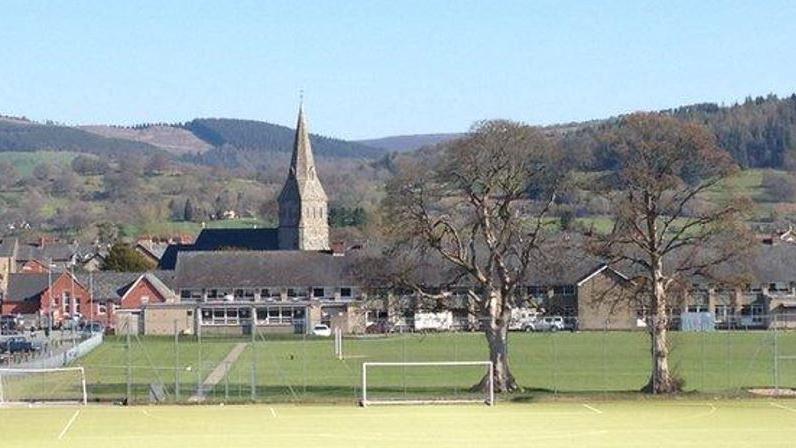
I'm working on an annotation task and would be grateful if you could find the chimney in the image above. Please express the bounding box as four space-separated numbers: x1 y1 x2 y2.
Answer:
331 241 345 256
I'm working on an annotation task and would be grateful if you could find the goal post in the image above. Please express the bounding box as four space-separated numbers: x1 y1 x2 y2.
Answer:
361 361 494 407
0 367 87 405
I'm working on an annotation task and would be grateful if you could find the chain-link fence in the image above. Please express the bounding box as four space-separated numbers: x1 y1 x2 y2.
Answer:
39 314 796 404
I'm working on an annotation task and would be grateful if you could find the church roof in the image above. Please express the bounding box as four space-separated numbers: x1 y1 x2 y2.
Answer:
193 228 279 251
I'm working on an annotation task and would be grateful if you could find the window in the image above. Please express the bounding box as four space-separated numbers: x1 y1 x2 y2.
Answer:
313 288 325 298
552 285 575 295
528 286 547 297
97 304 107 315
260 289 271 299
340 288 352 298
141 295 149 305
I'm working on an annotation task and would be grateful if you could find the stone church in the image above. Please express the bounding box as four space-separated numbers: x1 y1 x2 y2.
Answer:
144 104 366 336
277 104 330 251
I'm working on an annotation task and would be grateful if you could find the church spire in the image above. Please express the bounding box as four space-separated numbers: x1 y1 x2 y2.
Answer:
289 101 317 181
277 102 330 251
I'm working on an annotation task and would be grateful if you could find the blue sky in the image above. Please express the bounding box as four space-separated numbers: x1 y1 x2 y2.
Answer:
1 0 794 139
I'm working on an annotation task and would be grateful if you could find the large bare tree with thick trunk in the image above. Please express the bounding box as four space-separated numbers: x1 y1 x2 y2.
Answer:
379 120 563 393
591 113 751 394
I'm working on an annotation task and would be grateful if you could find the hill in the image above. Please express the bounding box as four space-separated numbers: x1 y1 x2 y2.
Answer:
183 118 383 159
357 133 463 152
0 119 165 157
80 124 212 156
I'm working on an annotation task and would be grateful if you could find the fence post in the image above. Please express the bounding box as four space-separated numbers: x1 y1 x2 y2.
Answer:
774 316 779 394
251 325 257 401
125 325 132 404
552 330 558 395
602 320 608 396
302 331 307 395
224 361 229 401
174 320 180 402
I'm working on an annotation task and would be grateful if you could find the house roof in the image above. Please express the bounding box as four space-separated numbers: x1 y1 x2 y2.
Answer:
15 241 78 262
173 250 360 289
5 273 51 302
76 271 177 301
135 241 169 261
0 238 17 258
123 273 178 302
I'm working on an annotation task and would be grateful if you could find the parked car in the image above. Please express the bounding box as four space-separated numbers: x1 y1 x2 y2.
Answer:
0 336 40 353
312 324 332 337
524 316 566 332
81 321 105 335
0 315 19 335
388 323 413 333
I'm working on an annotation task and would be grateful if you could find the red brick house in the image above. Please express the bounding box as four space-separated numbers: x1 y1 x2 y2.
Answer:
76 272 177 330
2 272 92 326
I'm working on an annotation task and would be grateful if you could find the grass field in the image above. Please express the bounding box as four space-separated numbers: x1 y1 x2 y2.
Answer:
2 400 796 448
52 331 796 404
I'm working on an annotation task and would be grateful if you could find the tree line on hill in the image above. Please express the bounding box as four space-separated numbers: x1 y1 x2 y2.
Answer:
565 94 796 172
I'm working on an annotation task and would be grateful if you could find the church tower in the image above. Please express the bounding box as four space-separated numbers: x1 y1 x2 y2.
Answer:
277 103 330 251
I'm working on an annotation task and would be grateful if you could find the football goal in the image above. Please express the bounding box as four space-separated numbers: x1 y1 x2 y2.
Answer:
360 361 494 406
0 367 87 405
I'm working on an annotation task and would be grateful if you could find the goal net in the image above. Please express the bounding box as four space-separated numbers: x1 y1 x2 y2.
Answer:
0 367 87 405
361 361 494 406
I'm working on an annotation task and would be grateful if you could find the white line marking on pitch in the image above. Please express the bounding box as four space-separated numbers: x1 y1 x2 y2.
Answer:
770 402 796 413
58 410 80 440
142 409 151 416
269 407 277 417
583 404 603 414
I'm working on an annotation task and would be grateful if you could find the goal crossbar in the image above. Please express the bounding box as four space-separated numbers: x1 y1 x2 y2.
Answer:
361 361 494 407
0 367 87 405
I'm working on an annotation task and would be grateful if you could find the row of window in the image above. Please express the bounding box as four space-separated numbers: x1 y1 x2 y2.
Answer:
528 285 576 296
180 287 353 301
199 306 306 326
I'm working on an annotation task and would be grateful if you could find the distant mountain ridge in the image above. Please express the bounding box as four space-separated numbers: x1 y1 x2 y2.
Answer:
3 92 796 170
357 133 463 152
0 116 384 165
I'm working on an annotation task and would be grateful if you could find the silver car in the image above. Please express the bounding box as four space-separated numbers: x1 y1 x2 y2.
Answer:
524 316 565 332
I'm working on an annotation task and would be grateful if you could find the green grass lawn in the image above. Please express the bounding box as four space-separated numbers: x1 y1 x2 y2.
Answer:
3 400 796 448
52 331 796 405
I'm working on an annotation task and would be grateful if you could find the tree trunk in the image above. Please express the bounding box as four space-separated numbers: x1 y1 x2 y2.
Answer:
643 258 680 393
473 296 519 393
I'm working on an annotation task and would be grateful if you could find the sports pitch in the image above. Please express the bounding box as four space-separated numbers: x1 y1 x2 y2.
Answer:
2 400 796 448
69 331 796 403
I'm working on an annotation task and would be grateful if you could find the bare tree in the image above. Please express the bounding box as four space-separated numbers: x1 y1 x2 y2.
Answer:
380 120 563 392
591 113 752 393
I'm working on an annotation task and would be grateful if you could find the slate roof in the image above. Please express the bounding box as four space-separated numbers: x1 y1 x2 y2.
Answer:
15 242 78 262
173 250 359 289
5 273 51 302
193 228 279 251
0 238 17 258
135 241 169 261
158 229 281 269
76 270 177 301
